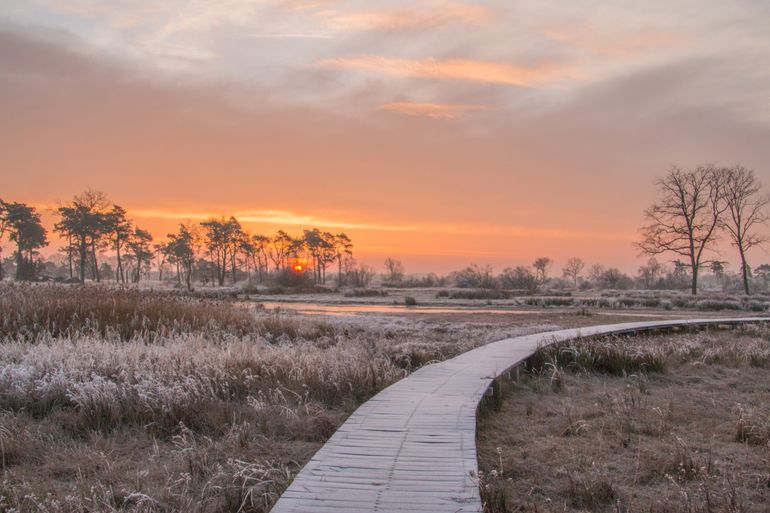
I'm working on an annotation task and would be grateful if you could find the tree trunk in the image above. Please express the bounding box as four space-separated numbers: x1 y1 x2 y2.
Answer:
79 239 87 283
115 241 121 283
231 251 237 285
91 240 100 283
185 264 192 291
691 265 698 295
67 235 73 280
739 246 750 295
15 242 23 280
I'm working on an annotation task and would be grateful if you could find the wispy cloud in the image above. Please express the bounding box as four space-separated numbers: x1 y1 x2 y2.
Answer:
277 0 339 11
543 26 687 57
378 101 489 119
128 208 630 241
318 2 491 32
319 56 585 87
129 208 419 232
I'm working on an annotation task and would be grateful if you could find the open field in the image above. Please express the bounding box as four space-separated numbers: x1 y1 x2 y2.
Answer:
0 283 767 512
477 327 770 513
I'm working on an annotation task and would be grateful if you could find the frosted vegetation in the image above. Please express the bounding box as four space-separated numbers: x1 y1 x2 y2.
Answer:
478 326 770 512
0 283 549 513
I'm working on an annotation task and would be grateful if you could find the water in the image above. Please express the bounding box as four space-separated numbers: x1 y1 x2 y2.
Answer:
251 301 692 319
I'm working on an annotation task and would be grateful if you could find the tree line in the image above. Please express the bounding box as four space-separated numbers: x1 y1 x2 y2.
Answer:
0 190 355 290
419 256 720 293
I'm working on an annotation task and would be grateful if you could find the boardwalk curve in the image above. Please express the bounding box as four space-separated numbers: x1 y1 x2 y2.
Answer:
271 317 768 513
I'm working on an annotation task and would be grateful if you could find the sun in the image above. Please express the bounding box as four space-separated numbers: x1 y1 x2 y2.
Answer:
294 264 303 272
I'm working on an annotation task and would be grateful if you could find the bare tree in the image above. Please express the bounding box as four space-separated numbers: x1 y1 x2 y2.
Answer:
384 257 405 284
721 165 769 294
637 257 663 289
636 165 727 295
532 257 552 285
588 263 605 284
561 257 585 288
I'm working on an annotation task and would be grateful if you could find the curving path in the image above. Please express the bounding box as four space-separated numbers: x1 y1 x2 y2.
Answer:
270 317 768 513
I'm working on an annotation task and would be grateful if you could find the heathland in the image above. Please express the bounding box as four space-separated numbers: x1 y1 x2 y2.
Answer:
478 327 770 512
0 282 766 513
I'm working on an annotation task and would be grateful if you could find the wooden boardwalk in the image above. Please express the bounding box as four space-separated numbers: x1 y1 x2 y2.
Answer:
270 317 767 513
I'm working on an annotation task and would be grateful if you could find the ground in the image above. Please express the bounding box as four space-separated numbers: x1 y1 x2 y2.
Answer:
0 282 766 513
477 327 770 513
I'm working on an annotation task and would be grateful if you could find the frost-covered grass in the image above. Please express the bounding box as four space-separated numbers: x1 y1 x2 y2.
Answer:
478 325 770 513
0 283 553 513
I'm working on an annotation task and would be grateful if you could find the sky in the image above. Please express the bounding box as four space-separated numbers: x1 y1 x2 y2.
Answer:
2 0 770 273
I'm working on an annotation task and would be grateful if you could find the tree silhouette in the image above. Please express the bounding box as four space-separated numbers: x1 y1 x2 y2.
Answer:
721 165 769 294
637 165 726 295
0 200 48 280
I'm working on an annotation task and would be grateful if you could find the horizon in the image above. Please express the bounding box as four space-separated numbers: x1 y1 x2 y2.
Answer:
0 191 765 277
2 1 770 274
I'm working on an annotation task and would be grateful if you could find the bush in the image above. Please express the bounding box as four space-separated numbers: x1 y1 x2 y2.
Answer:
343 289 387 297
449 289 511 300
527 335 667 376
451 264 498 289
498 266 537 292
272 268 314 288
404 296 417 306
697 299 742 311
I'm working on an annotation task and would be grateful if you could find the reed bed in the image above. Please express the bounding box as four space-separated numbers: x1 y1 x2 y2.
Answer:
0 283 547 513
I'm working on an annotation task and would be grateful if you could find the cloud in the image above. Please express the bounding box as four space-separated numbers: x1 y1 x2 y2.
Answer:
128 207 632 241
318 2 491 32
543 26 687 57
378 101 489 119
319 55 585 87
129 208 419 232
277 0 339 11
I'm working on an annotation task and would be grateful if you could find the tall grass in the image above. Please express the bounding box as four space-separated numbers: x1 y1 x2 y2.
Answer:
0 283 548 513
0 283 259 341
479 326 770 513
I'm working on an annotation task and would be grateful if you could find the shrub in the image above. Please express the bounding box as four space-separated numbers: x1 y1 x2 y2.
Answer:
527 336 667 376
343 289 387 297
449 290 511 300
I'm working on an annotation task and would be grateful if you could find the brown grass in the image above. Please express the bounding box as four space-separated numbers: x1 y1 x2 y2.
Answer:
0 283 554 513
477 326 770 513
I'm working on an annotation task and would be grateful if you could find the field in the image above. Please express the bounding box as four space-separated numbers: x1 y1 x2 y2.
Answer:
0 283 560 513
0 283 766 512
477 327 770 512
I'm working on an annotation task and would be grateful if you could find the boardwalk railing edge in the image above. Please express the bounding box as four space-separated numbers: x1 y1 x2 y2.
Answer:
271 316 769 513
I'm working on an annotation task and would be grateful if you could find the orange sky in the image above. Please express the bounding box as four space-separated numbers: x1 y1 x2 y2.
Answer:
2 1 770 273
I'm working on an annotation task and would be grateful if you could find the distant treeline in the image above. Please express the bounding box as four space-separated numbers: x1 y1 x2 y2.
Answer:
3 165 770 296
0 191 358 290
382 259 770 296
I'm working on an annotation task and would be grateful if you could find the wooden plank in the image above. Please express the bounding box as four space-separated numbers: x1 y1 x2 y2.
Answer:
270 317 767 513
